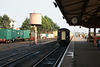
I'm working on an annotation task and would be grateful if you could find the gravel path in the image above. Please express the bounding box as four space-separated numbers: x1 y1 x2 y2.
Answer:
0 38 57 52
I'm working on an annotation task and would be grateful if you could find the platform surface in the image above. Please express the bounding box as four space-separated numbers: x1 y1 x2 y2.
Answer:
59 37 100 67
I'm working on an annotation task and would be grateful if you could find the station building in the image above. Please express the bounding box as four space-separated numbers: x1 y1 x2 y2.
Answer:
9 18 16 29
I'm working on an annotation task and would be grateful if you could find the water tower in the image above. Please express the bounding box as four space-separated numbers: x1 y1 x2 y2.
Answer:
30 13 42 44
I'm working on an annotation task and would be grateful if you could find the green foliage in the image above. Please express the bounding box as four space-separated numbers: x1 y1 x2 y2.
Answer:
20 16 60 32
0 16 3 25
37 16 60 32
20 17 31 30
0 14 11 29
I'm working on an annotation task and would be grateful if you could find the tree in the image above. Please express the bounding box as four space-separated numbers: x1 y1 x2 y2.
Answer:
1 14 11 29
53 23 60 30
37 17 48 32
37 16 60 32
20 16 60 32
44 16 60 31
20 17 31 30
0 16 3 28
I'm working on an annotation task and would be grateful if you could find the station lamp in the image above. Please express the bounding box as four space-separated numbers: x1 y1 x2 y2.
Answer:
79 26 81 28
53 2 57 7
85 17 88 22
63 16 65 19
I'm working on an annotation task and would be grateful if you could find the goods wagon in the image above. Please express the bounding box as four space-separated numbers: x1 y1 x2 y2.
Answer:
0 29 11 42
11 29 16 41
57 28 70 46
0 29 29 43
20 30 29 38
19 30 29 41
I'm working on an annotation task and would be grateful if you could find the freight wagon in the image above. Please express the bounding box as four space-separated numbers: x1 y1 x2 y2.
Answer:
0 29 29 43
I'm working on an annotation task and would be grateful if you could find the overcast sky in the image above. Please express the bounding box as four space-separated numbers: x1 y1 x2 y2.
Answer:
0 0 90 33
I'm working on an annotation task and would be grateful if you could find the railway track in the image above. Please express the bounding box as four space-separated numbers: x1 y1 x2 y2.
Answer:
0 41 58 67
0 40 70 67
33 46 67 67
33 41 71 67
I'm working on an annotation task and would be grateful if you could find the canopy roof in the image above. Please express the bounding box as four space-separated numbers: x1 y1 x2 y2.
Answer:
55 0 100 28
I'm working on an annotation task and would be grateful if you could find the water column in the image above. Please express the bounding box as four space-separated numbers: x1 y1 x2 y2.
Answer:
30 13 42 44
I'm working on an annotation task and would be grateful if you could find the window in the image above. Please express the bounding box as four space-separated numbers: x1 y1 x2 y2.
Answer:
12 24 14 27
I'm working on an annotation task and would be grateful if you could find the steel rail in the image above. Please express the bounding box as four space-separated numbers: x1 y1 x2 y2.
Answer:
0 44 39 61
33 45 60 67
57 40 72 67
33 41 72 67
53 42 71 67
0 41 57 67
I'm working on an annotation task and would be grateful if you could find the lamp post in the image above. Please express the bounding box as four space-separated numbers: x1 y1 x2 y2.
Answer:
85 17 88 22
30 13 42 44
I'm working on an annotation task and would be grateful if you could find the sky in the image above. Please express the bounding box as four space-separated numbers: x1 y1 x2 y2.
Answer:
0 0 91 33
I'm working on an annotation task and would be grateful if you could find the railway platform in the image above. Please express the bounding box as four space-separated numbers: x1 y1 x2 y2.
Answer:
59 37 100 67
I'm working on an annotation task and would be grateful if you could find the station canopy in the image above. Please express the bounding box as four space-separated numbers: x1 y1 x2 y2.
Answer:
55 0 100 28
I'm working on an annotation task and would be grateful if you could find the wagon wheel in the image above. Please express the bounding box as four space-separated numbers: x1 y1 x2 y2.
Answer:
6 41 10 44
